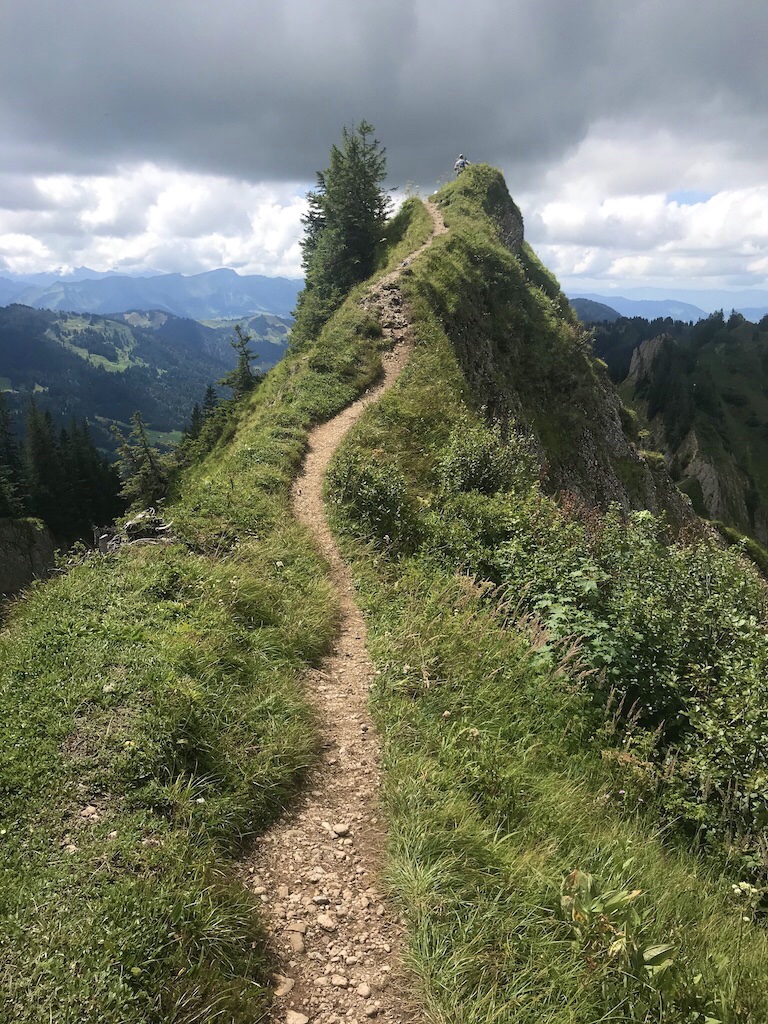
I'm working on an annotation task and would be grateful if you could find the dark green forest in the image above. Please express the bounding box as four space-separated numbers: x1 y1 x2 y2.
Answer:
0 392 123 537
592 310 768 542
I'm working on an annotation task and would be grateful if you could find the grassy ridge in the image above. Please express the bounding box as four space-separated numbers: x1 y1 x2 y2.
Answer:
0 198 433 1022
327 173 768 1021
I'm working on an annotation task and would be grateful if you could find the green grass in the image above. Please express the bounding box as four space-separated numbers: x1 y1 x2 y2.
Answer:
324 173 768 1022
0 197 433 1022
147 428 184 447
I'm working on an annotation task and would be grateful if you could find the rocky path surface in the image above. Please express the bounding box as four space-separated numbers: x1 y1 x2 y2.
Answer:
242 202 446 1024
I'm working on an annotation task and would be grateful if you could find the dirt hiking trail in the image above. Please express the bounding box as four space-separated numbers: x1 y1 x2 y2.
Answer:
243 201 446 1024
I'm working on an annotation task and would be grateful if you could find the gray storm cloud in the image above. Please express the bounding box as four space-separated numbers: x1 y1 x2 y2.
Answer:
1 0 766 188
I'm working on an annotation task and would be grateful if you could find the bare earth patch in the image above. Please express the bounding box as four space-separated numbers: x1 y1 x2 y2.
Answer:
242 203 446 1024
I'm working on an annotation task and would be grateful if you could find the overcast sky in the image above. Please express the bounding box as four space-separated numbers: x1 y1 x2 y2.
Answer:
1 0 766 303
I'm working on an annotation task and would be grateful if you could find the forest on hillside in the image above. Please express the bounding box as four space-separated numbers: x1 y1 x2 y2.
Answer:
0 392 123 538
0 304 291 454
592 310 768 545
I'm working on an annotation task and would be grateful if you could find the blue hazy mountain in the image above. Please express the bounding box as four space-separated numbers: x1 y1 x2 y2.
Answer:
570 293 708 321
0 278 23 305
9 268 303 320
569 297 620 322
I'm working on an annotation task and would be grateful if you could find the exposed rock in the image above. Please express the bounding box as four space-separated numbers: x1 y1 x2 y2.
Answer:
626 334 669 387
0 517 54 597
273 974 295 997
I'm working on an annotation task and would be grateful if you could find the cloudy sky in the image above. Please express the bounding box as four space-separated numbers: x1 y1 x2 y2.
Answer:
1 0 766 305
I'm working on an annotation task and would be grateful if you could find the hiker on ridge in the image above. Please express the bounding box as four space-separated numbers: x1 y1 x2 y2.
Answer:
454 153 470 175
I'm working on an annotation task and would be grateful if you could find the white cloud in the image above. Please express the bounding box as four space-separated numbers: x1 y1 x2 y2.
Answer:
517 126 768 295
0 165 306 277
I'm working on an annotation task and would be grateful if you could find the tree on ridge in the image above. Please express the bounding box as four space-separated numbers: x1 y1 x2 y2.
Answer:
292 121 391 345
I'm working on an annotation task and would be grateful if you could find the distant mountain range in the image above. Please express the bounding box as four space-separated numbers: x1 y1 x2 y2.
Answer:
0 267 303 320
570 294 709 321
569 298 621 323
570 292 768 323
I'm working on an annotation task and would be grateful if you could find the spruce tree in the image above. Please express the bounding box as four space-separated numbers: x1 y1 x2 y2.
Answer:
113 412 173 509
293 121 390 345
218 324 261 401
186 403 204 440
202 383 219 419
24 401 66 532
0 393 24 517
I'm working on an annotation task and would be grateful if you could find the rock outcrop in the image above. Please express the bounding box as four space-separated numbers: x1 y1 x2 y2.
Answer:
0 518 55 597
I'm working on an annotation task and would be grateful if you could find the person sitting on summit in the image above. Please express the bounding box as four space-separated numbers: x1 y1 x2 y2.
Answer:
454 153 470 175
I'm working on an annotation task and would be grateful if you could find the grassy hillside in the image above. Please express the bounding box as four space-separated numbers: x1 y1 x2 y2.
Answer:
414 167 689 524
0 200 433 1022
326 168 768 1022
6 165 768 1024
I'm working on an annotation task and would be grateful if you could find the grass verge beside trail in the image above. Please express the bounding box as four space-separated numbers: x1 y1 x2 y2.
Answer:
326 174 768 1022
0 198 433 1023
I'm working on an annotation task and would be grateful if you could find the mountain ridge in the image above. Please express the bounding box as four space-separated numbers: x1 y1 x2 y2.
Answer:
0 266 302 320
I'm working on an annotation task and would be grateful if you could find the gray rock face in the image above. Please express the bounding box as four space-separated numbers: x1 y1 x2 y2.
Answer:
669 430 767 542
495 199 525 255
0 518 55 597
627 335 669 385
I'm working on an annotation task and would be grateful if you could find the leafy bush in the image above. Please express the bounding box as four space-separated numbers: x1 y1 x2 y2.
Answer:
558 868 725 1022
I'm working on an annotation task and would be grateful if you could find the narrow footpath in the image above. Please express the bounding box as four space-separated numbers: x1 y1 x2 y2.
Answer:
242 201 446 1024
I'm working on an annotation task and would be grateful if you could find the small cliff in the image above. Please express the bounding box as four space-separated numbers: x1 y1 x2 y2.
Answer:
0 518 55 597
429 167 692 527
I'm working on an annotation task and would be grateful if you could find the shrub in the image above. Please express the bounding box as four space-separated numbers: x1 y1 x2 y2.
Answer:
437 421 537 496
327 450 421 552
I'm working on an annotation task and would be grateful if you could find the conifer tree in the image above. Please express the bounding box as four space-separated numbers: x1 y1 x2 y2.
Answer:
202 383 219 419
293 121 391 345
0 393 24 517
218 324 262 400
113 412 173 508
186 403 204 440
24 401 65 531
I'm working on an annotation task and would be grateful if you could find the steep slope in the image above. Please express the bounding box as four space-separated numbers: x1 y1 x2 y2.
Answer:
324 167 768 1023
0 516 54 595
424 167 690 526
